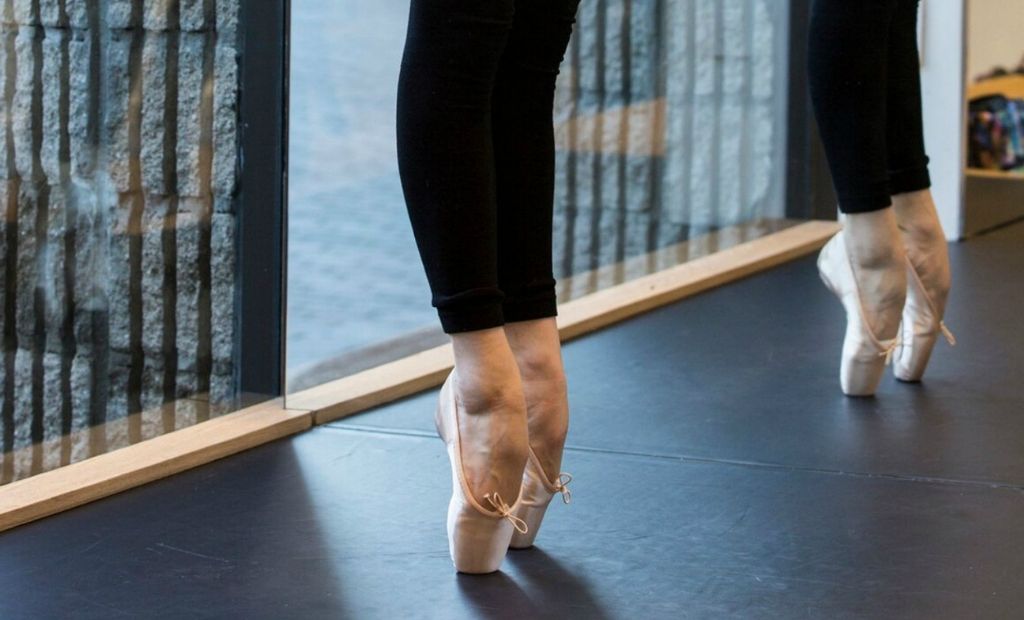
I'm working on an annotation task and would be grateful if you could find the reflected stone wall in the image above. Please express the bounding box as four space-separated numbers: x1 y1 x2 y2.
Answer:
0 0 240 482
553 0 786 279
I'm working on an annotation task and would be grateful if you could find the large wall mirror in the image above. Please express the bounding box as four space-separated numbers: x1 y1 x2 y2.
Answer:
284 0 819 399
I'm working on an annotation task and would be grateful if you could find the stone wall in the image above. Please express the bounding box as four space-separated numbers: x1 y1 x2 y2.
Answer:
0 0 240 483
553 0 786 280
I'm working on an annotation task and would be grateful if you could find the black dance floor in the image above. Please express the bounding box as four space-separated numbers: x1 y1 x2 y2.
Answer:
1 221 1022 619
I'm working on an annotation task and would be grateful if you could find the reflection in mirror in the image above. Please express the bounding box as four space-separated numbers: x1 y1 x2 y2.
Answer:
1 2 246 485
287 0 795 393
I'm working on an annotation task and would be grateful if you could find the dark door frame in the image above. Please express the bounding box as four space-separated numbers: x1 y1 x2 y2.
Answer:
235 1 291 405
785 0 837 221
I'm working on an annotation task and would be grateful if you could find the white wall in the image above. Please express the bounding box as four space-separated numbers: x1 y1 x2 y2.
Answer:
919 0 967 240
967 0 1024 80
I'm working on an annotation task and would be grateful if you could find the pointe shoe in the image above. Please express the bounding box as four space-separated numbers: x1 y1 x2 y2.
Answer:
893 257 955 382
435 371 529 574
508 446 572 549
817 232 902 396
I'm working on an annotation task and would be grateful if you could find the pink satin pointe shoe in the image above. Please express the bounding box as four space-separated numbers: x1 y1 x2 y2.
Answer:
893 256 955 382
817 232 902 396
508 446 572 549
435 371 529 574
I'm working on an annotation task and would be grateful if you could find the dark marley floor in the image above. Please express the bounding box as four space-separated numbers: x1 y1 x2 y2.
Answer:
2 222 1023 620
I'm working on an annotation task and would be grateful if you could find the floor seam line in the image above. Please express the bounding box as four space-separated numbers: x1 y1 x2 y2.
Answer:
318 423 1024 493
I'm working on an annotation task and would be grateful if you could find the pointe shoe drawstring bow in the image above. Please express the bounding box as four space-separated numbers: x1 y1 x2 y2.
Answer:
484 492 529 535
508 448 573 549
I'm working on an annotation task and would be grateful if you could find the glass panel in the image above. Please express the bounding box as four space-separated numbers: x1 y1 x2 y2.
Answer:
1 2 260 486
287 0 438 390
286 0 797 394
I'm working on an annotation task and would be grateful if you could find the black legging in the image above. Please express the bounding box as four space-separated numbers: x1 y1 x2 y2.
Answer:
807 0 932 214
396 0 581 334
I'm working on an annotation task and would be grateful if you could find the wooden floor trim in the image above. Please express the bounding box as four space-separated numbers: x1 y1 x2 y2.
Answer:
0 399 312 533
293 220 839 424
0 219 837 533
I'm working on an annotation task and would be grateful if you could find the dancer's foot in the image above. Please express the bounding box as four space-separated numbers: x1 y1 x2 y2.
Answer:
504 318 568 480
504 318 572 548
436 329 530 573
448 328 530 521
841 208 908 340
818 208 907 396
892 189 951 320
891 190 954 381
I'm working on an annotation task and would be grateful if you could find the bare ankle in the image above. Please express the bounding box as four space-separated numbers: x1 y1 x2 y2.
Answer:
521 375 568 476
516 353 566 389
842 209 906 270
501 318 569 475
452 369 523 415
892 190 946 244
529 415 567 453
449 327 525 413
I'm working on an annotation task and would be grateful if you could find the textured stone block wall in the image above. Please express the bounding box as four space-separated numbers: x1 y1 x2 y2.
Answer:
553 0 786 281
0 0 240 483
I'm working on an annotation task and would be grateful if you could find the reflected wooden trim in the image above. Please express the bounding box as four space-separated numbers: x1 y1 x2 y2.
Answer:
296 220 840 425
0 398 311 533
554 98 668 156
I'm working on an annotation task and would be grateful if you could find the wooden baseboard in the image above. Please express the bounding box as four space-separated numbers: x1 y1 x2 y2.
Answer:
291 219 839 424
0 398 311 533
0 219 838 533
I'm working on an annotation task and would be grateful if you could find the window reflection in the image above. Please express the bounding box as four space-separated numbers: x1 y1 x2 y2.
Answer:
1 3 243 485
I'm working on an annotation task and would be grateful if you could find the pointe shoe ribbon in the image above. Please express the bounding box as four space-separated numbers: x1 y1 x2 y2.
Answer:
939 321 957 346
484 492 529 535
896 321 956 349
880 339 899 366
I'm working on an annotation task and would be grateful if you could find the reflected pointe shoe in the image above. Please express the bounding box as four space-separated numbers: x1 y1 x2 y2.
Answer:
893 257 956 382
817 232 902 396
508 446 572 549
434 372 529 574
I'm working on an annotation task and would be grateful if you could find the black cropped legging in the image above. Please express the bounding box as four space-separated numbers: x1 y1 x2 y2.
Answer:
396 0 581 334
808 0 932 214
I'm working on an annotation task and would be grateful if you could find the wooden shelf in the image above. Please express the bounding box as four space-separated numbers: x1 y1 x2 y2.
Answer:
967 74 1024 100
964 168 1024 179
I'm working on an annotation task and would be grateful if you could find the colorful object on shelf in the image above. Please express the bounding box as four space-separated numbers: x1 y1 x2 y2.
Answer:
968 94 1024 172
